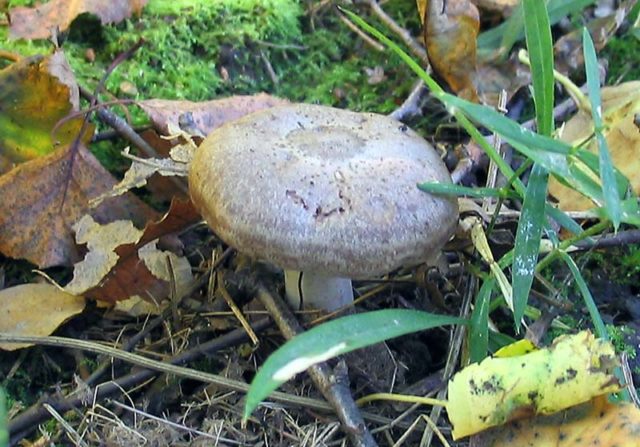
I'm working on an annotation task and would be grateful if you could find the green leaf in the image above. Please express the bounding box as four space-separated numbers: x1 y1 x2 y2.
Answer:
469 279 492 363
583 28 622 230
523 0 554 136
443 94 570 155
559 252 606 339
512 164 548 330
244 310 465 419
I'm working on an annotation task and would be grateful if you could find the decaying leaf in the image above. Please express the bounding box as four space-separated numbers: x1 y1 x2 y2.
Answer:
447 331 621 439
138 93 290 136
66 199 200 303
90 145 191 206
549 82 640 211
0 144 156 268
470 395 640 447
9 0 148 40
110 295 162 317
0 52 88 174
0 283 85 351
64 216 144 295
474 54 530 106
419 0 481 102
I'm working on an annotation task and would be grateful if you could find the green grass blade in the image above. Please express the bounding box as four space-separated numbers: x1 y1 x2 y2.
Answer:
417 182 515 199
512 0 554 330
583 28 622 230
442 94 571 155
512 164 548 329
523 0 554 136
243 310 465 419
0 388 7 447
559 252 606 338
469 278 492 363
478 0 596 54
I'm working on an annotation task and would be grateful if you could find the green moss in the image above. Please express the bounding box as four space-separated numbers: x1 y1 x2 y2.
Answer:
602 33 640 83
606 324 637 358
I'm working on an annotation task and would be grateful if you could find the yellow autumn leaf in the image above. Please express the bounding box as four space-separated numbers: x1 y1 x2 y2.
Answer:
0 283 85 351
473 395 640 446
549 81 640 211
447 331 621 439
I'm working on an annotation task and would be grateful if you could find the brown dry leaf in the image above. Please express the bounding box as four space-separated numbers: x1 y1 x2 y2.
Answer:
470 395 640 447
0 283 85 351
67 198 200 303
139 129 192 201
138 93 290 136
549 81 640 211
9 0 148 40
0 52 88 174
0 144 156 268
419 0 481 102
474 54 531 106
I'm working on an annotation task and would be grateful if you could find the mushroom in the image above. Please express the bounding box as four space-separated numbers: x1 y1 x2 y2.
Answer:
189 103 458 311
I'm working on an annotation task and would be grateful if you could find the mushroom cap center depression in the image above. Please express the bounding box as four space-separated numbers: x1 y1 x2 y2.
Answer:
188 104 458 278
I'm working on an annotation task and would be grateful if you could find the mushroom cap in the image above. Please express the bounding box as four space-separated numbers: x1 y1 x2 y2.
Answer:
189 103 458 278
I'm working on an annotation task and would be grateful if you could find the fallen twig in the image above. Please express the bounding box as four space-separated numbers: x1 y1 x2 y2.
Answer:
5 320 272 442
364 0 429 65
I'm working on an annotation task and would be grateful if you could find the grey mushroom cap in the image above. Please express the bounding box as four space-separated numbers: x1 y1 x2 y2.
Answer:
189 103 458 278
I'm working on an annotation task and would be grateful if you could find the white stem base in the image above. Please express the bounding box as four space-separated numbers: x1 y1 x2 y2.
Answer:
284 270 354 311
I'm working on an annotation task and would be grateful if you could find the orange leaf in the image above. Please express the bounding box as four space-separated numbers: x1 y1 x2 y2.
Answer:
419 0 481 102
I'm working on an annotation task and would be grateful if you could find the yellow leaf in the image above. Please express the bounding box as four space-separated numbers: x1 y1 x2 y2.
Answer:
493 338 537 358
549 81 640 211
0 52 89 174
0 283 84 351
419 0 480 102
447 331 621 439
473 395 640 446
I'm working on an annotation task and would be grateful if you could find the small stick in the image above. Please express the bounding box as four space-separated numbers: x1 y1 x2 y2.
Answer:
6 319 272 440
253 282 377 447
338 12 385 51
217 270 259 345
365 0 429 64
389 80 428 121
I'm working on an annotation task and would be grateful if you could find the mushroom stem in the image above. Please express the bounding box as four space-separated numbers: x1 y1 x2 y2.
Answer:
284 270 354 311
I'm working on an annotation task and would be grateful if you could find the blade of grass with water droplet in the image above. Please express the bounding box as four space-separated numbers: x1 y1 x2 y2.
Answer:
243 310 465 419
512 0 553 330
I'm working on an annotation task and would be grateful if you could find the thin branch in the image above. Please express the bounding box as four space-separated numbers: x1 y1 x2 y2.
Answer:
338 11 385 51
389 80 429 121
365 0 429 65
